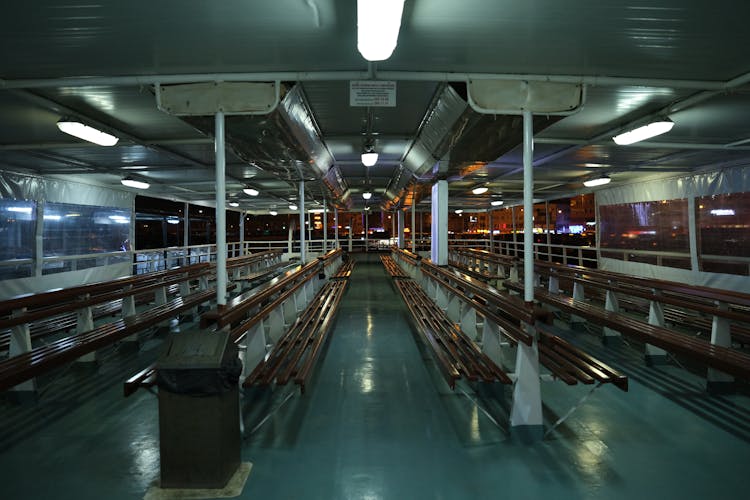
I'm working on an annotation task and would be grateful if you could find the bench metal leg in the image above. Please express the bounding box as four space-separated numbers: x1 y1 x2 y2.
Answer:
76 305 97 363
460 304 479 341
708 303 734 393
602 290 622 344
645 299 668 365
510 330 543 442
570 282 585 328
481 319 505 367
267 307 285 344
9 320 36 394
241 321 267 381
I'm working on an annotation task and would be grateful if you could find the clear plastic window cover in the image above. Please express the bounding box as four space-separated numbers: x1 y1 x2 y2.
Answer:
0 170 132 208
43 202 131 257
0 199 35 261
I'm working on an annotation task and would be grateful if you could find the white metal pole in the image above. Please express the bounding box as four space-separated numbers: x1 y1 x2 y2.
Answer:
215 111 227 307
299 180 306 263
397 210 405 248
323 197 328 252
239 210 245 256
523 111 534 304
411 201 416 253
334 207 339 248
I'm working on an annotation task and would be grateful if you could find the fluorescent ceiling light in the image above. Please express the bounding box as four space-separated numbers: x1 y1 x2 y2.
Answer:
309 209 325 214
362 191 372 200
269 210 278 216
361 152 378 167
491 200 504 206
7 206 32 213
57 119 118 146
228 202 239 207
612 118 674 145
357 0 405 62
472 187 489 195
43 214 61 221
243 187 259 196
455 209 463 214
289 204 298 210
583 175 611 188
166 217 180 225
121 177 150 189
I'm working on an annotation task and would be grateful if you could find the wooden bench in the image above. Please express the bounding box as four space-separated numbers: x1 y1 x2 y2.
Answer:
125 252 350 396
0 287 217 392
242 277 349 393
380 255 409 278
392 276 512 388
504 280 750 381
414 258 627 390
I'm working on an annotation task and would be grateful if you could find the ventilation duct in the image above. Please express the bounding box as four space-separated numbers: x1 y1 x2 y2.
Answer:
175 83 334 193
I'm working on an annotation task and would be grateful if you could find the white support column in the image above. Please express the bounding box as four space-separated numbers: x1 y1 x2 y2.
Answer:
510 109 543 440
239 210 246 256
348 220 353 252
431 180 449 266
34 201 44 277
323 198 328 252
687 196 700 278
645 294 668 364
183 202 190 265
364 211 369 252
411 203 416 253
397 210 405 248
334 208 339 248
287 219 294 255
707 302 734 393
488 209 494 253
215 111 228 307
299 181 306 263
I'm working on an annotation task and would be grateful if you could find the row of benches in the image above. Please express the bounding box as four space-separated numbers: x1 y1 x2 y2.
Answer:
0 250 284 393
448 247 750 388
125 249 352 396
384 252 628 392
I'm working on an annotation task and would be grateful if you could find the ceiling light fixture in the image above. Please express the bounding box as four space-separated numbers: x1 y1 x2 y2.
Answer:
228 202 239 207
362 191 372 200
243 187 259 196
491 200 504 206
57 119 119 146
289 204 298 210
472 187 489 195
120 177 150 190
612 118 674 145
455 209 463 214
583 175 612 188
357 0 405 62
269 210 278 216
361 151 378 167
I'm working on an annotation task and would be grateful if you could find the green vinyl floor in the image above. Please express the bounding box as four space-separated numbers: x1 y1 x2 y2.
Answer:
1 253 749 499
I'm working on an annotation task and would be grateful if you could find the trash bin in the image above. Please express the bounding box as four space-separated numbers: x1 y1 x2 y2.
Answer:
156 330 242 489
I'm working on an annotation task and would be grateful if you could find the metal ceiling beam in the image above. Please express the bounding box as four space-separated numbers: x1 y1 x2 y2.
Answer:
0 70 734 91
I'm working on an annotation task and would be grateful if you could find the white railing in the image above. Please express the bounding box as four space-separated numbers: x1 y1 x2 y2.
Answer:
3 237 748 281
